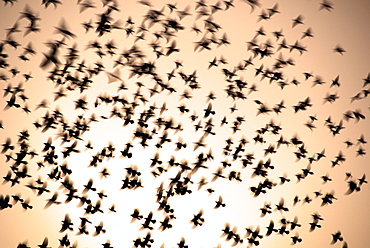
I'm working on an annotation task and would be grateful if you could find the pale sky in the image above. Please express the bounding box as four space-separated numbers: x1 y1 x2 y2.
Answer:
0 0 369 248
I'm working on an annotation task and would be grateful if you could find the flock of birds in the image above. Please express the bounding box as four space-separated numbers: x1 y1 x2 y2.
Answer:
0 0 369 247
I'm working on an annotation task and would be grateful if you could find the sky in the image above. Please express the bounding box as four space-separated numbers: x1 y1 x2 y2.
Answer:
0 0 369 247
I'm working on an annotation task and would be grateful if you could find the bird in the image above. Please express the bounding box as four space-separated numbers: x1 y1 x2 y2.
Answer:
275 198 289 212
292 15 304 28
319 1 334 11
38 237 51 248
266 220 278 236
333 44 346 55
141 212 156 230
44 192 61 209
331 231 344 244
60 214 73 232
191 209 205 227
214 195 226 208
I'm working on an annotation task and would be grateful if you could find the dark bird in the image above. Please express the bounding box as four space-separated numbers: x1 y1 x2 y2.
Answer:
214 195 226 208
333 44 346 55
141 211 156 230
275 198 289 212
266 220 278 236
345 180 360 195
292 15 304 28
159 216 173 231
45 192 61 209
93 221 106 236
60 214 73 232
242 0 261 12
1 138 14 153
302 27 314 39
309 220 321 231
291 233 302 244
38 237 50 248
331 231 343 244
42 0 62 9
191 209 204 227
319 0 334 11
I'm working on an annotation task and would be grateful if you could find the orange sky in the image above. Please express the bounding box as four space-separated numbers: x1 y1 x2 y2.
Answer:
0 0 369 247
